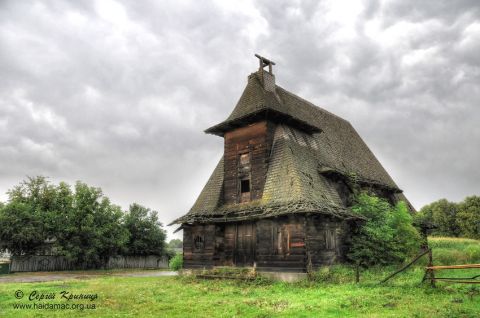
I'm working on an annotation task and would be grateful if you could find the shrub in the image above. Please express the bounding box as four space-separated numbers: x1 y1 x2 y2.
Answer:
169 253 183 271
347 192 421 268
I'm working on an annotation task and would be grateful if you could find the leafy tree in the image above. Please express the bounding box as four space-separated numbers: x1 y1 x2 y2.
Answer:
0 177 60 254
0 176 170 265
55 182 129 267
123 203 167 256
456 196 480 239
417 199 460 237
347 193 421 267
0 202 45 255
168 239 183 249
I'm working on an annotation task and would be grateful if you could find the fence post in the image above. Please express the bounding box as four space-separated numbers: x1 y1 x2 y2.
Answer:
427 249 435 288
355 263 360 283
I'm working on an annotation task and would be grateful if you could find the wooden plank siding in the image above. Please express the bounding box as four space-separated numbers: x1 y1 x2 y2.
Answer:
223 121 275 204
305 215 349 268
183 224 216 268
255 217 306 272
182 215 349 271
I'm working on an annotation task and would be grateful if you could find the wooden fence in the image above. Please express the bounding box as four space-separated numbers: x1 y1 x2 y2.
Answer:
380 248 480 286
424 264 480 285
10 255 169 272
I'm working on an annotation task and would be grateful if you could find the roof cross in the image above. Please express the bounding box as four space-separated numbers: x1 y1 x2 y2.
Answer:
255 54 275 74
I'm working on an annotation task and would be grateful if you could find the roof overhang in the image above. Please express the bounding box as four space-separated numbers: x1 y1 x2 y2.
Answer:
205 109 321 136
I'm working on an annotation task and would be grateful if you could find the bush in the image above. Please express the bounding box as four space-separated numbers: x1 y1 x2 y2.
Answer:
347 192 421 267
169 254 183 271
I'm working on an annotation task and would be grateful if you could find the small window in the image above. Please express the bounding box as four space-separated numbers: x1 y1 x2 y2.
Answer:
194 235 204 250
240 179 250 193
240 179 250 202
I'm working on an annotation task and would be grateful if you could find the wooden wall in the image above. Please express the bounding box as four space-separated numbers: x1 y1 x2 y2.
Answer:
223 121 275 204
255 217 306 272
183 224 216 268
183 215 350 272
305 215 349 268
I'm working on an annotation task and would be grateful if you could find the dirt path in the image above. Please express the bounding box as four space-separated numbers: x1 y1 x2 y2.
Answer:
0 270 177 283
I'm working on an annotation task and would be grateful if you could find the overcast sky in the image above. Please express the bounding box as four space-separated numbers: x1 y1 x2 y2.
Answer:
1 0 479 239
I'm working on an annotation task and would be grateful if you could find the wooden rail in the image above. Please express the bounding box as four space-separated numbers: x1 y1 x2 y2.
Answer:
379 249 480 286
426 264 480 270
424 263 480 285
380 249 431 284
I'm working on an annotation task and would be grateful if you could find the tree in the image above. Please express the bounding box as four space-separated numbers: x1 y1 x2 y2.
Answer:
456 196 480 239
0 176 169 266
55 182 129 267
0 202 45 255
347 193 421 268
168 239 183 249
0 177 60 255
417 199 460 237
123 203 167 256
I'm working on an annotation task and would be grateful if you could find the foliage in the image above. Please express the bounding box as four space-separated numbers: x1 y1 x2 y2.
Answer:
0 202 46 255
54 182 129 266
0 177 62 255
416 199 461 237
168 238 183 249
169 253 183 271
0 176 169 266
416 196 480 239
456 196 480 239
347 193 421 267
123 203 167 256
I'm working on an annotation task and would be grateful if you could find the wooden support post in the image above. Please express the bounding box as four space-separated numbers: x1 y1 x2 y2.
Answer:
355 263 360 284
306 252 313 280
428 249 435 288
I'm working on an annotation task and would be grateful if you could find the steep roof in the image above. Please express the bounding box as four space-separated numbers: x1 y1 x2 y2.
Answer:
171 70 404 224
205 72 321 135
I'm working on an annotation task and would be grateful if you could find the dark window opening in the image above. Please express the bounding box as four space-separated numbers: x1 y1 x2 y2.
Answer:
240 179 251 203
240 179 250 193
194 235 204 250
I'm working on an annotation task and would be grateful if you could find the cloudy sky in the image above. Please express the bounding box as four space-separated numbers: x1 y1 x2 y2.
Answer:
1 0 479 239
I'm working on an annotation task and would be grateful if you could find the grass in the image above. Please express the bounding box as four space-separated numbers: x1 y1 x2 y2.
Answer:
0 237 479 318
428 237 480 265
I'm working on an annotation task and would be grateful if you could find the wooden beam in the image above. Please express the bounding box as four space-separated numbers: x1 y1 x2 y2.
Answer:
426 264 480 270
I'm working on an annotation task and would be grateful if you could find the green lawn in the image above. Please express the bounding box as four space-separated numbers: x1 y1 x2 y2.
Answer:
0 237 479 318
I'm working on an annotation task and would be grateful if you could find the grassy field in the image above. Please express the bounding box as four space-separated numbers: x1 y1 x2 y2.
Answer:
0 237 479 318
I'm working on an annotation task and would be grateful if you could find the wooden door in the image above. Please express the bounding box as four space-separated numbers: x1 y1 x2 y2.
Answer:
234 222 255 266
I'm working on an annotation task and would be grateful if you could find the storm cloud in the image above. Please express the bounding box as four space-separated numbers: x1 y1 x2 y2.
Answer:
1 0 479 238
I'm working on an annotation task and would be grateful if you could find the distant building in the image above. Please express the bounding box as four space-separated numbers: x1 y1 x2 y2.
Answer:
172 55 413 272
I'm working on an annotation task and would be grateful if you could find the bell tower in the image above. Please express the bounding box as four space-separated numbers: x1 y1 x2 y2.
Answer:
221 55 278 204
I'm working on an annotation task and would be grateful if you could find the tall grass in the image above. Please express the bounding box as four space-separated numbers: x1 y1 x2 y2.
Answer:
309 236 480 286
428 236 480 265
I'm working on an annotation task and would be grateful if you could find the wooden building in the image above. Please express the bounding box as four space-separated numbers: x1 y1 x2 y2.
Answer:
171 55 413 272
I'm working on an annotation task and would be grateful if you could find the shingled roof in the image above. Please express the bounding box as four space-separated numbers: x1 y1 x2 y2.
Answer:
172 69 404 225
